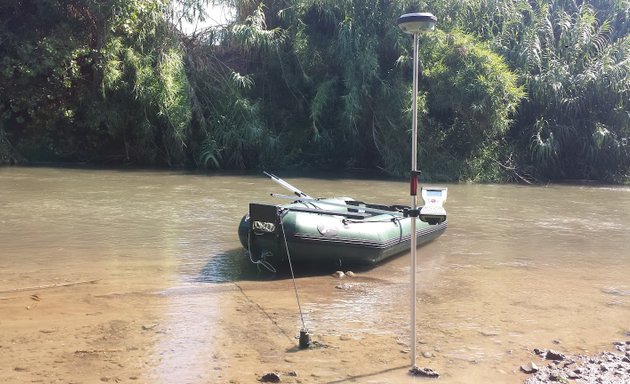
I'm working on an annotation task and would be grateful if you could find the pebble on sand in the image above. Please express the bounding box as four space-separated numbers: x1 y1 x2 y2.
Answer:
522 342 630 384
520 362 539 374
260 372 281 383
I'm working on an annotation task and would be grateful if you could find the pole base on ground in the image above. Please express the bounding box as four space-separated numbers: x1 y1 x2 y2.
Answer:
409 366 440 378
298 329 311 349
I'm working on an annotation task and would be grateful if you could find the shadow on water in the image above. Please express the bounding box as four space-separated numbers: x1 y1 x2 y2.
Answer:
196 248 378 283
196 249 262 283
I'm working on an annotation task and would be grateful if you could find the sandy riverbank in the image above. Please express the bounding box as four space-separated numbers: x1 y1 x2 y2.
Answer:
0 275 493 383
2 274 628 384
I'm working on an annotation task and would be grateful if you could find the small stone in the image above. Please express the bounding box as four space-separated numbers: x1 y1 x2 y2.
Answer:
345 271 355 277
534 348 545 356
545 350 566 361
409 366 439 378
260 372 281 383
521 362 539 374
286 371 297 377
567 371 580 379
422 351 433 358
553 339 561 344
548 370 562 381
332 271 345 278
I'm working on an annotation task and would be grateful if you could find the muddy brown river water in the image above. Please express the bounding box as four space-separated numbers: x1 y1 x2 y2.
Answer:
1 167 629 383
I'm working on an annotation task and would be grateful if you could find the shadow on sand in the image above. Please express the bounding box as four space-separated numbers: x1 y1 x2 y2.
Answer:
196 248 390 283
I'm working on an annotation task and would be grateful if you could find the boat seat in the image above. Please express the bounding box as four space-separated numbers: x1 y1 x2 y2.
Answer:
346 200 401 213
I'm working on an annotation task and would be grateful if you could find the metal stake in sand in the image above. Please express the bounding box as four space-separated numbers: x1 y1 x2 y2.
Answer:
397 11 436 370
279 213 311 349
259 172 312 349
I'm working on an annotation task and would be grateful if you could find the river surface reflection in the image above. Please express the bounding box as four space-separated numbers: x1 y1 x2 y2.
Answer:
1 167 629 383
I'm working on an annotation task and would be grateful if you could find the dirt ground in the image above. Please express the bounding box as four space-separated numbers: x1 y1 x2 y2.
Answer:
1 280 163 383
0 276 486 384
1 278 435 384
1 276 627 384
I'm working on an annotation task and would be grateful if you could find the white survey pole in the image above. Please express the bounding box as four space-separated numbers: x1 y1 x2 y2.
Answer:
410 31 419 368
397 12 436 370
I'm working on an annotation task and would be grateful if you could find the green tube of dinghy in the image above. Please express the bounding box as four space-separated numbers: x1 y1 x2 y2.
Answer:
238 198 447 268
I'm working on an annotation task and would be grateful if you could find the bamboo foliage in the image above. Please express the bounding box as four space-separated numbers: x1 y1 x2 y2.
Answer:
0 0 193 164
424 0 629 180
1 0 628 181
99 0 192 165
232 3 285 51
212 0 526 176
514 2 630 179
419 30 525 180
183 33 278 169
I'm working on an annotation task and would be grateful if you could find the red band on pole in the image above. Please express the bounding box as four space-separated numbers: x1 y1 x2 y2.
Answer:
410 173 418 196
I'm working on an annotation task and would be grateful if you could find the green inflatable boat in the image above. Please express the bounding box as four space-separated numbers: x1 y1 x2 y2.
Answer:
238 190 447 271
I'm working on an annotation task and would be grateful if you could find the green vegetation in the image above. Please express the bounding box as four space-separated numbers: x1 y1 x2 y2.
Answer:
1 0 629 182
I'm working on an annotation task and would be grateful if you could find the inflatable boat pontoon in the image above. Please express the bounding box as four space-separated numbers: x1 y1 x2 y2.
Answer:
238 173 447 271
